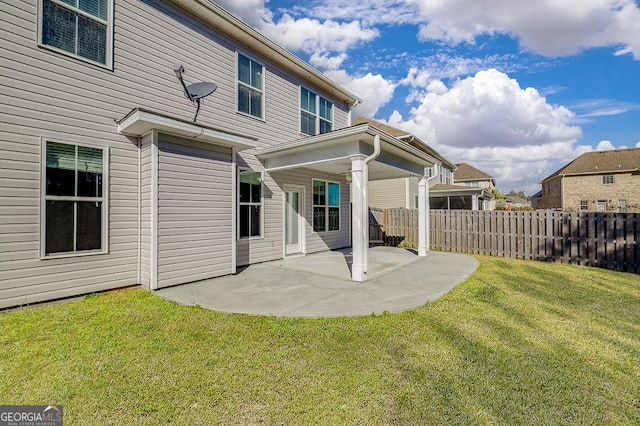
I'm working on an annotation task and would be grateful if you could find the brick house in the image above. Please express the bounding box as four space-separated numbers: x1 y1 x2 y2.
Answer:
536 148 640 212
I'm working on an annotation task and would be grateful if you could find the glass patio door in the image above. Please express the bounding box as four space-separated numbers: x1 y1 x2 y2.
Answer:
285 189 302 255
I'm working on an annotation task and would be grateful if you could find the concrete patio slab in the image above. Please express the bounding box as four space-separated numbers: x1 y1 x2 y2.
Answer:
155 247 479 318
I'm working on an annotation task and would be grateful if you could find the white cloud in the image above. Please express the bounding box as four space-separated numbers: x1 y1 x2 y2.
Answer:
260 14 379 55
309 52 348 70
385 69 583 192
215 1 379 60
412 0 640 59
325 70 396 118
597 140 616 150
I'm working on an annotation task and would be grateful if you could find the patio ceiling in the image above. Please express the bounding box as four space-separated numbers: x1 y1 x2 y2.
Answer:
255 123 438 180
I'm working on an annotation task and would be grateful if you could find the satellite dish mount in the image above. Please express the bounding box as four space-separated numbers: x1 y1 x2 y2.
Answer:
174 64 217 122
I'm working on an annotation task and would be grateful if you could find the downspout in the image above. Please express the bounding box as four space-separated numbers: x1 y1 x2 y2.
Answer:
362 134 380 273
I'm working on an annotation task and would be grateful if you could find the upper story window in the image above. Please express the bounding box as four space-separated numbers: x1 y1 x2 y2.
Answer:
39 0 112 67
602 175 614 184
42 140 107 256
580 200 588 210
439 166 452 185
237 53 264 119
300 87 333 135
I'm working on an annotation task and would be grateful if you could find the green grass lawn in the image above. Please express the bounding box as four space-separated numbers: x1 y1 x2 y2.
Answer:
2 257 640 425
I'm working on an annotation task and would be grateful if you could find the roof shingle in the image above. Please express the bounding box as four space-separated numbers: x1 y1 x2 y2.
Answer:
453 163 495 182
543 148 640 181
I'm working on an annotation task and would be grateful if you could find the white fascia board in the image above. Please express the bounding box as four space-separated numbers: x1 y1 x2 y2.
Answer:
117 109 257 151
258 124 437 167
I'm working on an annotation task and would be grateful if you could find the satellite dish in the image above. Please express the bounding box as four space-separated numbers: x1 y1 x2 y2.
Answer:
174 64 217 122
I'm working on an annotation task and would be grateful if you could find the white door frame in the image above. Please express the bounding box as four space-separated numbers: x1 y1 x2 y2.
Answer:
283 184 306 258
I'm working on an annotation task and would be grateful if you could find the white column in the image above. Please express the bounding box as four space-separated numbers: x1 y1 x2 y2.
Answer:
418 174 430 257
472 194 478 210
350 155 367 281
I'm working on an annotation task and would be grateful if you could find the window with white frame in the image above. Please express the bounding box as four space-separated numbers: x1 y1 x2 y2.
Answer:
40 0 112 66
237 53 264 119
619 199 627 213
43 141 106 256
580 200 588 210
300 87 333 135
312 180 339 232
602 175 614 184
238 170 262 238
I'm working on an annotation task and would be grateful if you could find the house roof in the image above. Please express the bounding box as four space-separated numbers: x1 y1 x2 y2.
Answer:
351 117 456 169
169 0 361 106
454 163 495 184
256 122 438 180
541 147 640 182
430 184 495 199
117 108 257 150
504 195 530 204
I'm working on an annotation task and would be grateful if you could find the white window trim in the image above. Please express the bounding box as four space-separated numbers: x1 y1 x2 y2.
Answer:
37 0 114 69
312 178 340 233
282 184 306 258
39 138 109 259
236 51 266 121
237 168 264 240
602 174 615 184
299 86 334 136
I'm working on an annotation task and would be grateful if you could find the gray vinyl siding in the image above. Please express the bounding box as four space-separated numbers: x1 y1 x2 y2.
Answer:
368 178 409 209
274 169 350 256
156 137 232 288
0 0 352 307
235 160 351 266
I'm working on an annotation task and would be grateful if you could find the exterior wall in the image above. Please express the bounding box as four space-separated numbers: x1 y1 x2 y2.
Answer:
156 137 233 287
235 167 350 266
368 178 409 209
455 179 495 191
0 0 353 307
563 173 640 212
536 176 563 209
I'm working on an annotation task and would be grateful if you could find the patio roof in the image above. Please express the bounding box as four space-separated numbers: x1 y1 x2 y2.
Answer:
431 183 495 199
117 108 258 151
256 123 438 180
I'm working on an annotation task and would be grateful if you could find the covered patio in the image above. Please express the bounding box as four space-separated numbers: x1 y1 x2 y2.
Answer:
257 123 440 282
156 246 479 318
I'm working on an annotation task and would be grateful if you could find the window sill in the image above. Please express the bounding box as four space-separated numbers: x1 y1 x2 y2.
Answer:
236 111 265 123
40 249 108 260
238 236 264 241
37 43 113 71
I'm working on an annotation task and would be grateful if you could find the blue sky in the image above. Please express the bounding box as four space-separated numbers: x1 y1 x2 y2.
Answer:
217 0 640 194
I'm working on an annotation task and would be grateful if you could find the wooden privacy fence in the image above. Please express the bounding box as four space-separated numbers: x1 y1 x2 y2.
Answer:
375 208 640 273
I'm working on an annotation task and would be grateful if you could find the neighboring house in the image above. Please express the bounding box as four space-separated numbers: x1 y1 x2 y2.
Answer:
0 0 436 308
536 148 640 212
436 162 496 210
530 190 543 209
496 196 531 209
353 117 458 208
429 183 495 210
453 162 496 190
